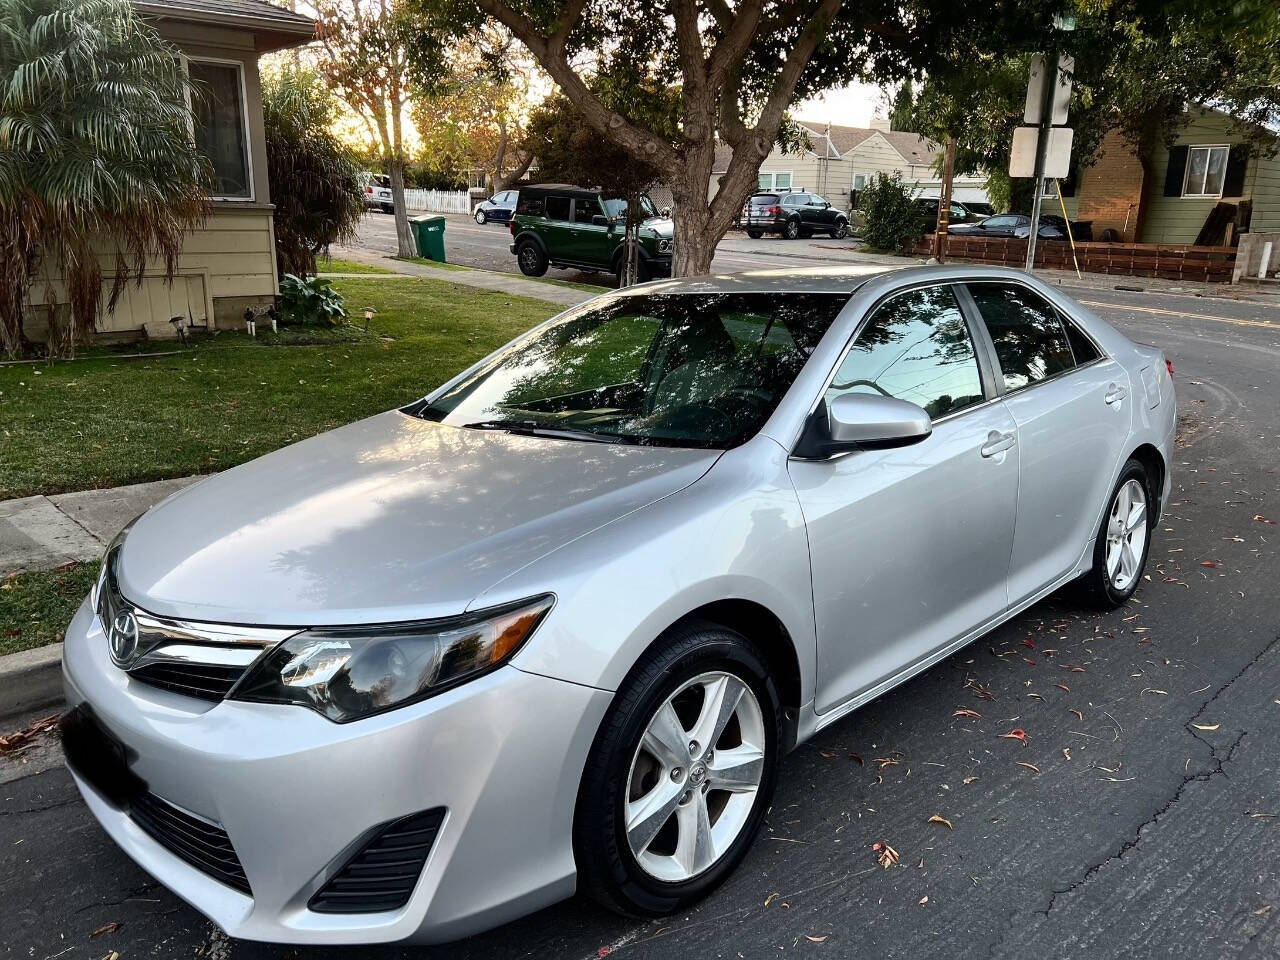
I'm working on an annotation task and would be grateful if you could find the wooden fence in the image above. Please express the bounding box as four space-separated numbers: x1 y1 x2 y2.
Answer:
914 234 1237 283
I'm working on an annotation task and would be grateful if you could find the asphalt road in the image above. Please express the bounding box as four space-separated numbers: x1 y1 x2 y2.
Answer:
4 286 1280 960
340 210 872 281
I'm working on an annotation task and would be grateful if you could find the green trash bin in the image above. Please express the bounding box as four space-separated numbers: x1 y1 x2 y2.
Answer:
410 216 447 262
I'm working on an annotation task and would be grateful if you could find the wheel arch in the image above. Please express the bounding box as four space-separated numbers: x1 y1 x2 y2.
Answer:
513 229 548 255
1128 442 1166 515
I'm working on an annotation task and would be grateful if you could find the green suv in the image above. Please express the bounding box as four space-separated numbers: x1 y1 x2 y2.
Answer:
508 184 674 283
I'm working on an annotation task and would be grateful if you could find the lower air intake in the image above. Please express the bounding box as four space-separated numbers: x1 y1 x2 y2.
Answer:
309 808 446 914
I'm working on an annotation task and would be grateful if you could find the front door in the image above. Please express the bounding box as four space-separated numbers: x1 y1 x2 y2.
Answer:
789 284 1018 714
963 281 1133 605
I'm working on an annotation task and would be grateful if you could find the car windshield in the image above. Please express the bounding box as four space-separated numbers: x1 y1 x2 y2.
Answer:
415 292 851 449
602 195 659 220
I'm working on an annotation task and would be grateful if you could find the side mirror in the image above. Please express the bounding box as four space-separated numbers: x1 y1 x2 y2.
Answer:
794 393 931 458
592 214 609 227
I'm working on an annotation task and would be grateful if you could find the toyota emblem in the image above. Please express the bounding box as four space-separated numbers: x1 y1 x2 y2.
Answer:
109 610 139 664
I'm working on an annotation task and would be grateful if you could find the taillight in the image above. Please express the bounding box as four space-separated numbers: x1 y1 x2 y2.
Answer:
768 205 782 216
366 186 373 194
1165 358 1174 377
509 220 515 235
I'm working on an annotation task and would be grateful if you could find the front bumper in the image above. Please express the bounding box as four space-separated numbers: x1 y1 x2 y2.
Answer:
61 598 611 945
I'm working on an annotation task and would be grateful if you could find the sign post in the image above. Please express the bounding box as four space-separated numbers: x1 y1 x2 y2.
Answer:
933 136 956 262
1010 51 1074 272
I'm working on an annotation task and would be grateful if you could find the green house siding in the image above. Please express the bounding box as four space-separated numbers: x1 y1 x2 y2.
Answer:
1141 111 1270 244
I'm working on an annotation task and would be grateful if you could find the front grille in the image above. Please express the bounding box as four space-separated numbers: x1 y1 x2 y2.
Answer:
130 792 251 895
128 662 245 701
310 808 445 914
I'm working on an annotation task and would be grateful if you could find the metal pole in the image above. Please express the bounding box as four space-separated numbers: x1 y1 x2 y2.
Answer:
1024 55 1058 272
934 136 956 263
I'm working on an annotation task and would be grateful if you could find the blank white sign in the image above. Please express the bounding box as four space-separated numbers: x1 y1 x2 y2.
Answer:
1009 126 1073 178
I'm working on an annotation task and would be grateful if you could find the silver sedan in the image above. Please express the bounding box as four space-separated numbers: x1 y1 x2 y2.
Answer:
61 265 1175 944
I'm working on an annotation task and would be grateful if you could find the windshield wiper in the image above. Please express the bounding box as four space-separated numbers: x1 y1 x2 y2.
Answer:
462 419 628 444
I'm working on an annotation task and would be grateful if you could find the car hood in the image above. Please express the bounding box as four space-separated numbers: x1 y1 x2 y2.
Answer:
640 217 674 240
117 412 718 626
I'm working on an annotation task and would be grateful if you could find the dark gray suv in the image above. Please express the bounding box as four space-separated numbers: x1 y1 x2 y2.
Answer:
743 191 848 240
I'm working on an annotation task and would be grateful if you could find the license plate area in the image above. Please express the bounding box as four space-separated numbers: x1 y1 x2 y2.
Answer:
60 705 145 808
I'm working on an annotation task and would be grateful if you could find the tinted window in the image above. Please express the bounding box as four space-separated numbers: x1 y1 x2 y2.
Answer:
751 194 779 205
420 293 850 449
574 197 603 224
827 285 984 421
544 196 571 220
809 195 827 206
984 216 1019 229
1064 319 1100 364
516 194 544 216
967 283 1076 390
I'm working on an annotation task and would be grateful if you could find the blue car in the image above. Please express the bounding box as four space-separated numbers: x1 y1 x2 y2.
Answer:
473 190 518 224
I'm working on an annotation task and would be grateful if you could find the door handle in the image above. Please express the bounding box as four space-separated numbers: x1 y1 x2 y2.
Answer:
1104 383 1128 405
980 430 1016 458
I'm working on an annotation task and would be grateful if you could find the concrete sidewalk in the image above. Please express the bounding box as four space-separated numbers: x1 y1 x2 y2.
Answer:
0 477 200 575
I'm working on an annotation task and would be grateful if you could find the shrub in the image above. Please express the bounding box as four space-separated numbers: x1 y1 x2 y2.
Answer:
859 172 922 252
279 274 346 327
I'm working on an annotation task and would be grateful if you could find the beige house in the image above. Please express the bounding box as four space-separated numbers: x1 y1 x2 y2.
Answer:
1065 106 1280 245
28 0 314 342
713 121 988 213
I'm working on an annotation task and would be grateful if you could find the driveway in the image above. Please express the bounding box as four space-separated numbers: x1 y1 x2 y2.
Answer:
3 288 1280 959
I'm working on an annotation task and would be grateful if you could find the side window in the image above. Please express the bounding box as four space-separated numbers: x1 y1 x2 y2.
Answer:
809 195 827 206
1064 319 1101 364
516 194 544 216
985 216 1016 229
573 197 603 224
966 283 1076 390
826 285 985 421
544 196 571 221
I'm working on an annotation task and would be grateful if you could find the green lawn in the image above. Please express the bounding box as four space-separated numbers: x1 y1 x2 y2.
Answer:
0 277 560 500
0 563 98 656
315 256 397 274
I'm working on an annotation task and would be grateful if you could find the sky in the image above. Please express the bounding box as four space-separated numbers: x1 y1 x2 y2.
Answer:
794 81 888 129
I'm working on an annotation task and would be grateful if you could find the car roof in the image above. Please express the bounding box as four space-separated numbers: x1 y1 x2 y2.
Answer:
519 183 597 198
614 264 1066 296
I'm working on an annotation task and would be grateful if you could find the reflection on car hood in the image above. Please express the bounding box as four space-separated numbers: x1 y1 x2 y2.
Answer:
117 412 718 626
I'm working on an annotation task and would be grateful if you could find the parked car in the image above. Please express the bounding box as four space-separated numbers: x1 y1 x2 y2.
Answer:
474 190 518 224
508 183 673 283
949 213 1094 241
963 201 996 217
61 265 1174 946
360 172 394 215
743 191 849 240
914 197 982 230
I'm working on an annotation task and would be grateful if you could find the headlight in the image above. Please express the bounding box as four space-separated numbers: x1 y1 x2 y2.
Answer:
231 595 554 722
91 518 139 611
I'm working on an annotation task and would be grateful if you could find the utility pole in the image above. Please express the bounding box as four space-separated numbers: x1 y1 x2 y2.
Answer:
1024 61 1056 272
934 136 956 263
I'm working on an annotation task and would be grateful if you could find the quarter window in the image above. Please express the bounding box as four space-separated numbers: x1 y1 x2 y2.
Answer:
966 283 1076 390
826 285 985 421
188 61 251 200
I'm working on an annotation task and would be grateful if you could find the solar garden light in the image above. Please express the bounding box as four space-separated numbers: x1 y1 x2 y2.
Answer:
363 307 376 332
168 315 188 345
243 308 257 338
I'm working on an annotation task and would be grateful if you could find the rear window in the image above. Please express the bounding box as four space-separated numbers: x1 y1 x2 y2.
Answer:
750 194 779 205
966 282 1076 390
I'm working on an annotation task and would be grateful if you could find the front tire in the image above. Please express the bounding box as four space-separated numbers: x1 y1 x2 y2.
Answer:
516 241 548 277
831 221 848 239
474 208 487 224
574 621 781 917
1076 458 1154 608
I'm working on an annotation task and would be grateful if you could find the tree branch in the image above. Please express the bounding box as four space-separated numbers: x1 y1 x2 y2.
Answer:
706 0 765 90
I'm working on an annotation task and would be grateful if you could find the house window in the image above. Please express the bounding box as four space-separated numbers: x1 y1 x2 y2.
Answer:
188 60 252 200
853 174 866 190
1182 145 1229 199
758 171 793 191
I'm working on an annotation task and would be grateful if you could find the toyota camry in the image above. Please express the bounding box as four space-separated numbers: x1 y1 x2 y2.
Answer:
61 265 1174 944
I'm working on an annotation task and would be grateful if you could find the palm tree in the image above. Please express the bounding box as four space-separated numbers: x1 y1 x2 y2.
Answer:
0 0 209 359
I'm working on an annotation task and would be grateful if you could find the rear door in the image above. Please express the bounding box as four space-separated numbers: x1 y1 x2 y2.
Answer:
790 283 1018 714
567 196 610 266
962 281 1132 604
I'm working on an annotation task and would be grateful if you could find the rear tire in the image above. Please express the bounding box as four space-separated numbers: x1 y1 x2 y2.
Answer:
574 621 781 918
1074 458 1154 608
380 204 394 215
746 229 764 239
516 241 548 277
783 219 800 240
831 221 848 239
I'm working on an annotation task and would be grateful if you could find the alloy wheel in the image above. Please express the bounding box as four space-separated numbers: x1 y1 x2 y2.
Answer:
475 209 486 224
1105 478 1147 591
625 671 765 882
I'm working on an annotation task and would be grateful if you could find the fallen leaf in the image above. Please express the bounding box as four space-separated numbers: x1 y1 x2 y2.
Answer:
962 775 979 785
1069 708 1084 721
1253 515 1277 525
873 842 900 869
953 708 983 719
90 921 120 938
1055 683 1071 692
928 815 954 830
765 892 780 907
1253 905 1272 916
1191 723 1220 731
850 753 863 766
1016 762 1041 774
1063 748 1072 761
806 935 829 943
1000 728 1028 744
1201 560 1219 568
919 896 929 905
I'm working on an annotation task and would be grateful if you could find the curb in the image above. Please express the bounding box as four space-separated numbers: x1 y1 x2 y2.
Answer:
0 643 63 723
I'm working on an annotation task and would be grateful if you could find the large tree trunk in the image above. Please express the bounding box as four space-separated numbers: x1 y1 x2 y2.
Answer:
669 130 767 277
494 150 533 192
388 160 415 259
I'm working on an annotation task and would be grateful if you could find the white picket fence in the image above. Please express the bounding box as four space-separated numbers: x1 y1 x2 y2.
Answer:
402 188 473 214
